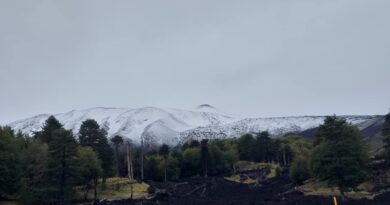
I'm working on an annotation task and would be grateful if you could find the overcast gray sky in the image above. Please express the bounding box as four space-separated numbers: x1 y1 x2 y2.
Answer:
0 0 389 124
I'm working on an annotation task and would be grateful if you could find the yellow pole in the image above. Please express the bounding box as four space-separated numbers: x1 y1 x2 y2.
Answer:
333 196 338 205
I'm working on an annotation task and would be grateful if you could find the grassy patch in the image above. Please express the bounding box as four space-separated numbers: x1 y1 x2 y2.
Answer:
224 175 257 184
300 179 375 199
76 177 149 202
235 161 279 172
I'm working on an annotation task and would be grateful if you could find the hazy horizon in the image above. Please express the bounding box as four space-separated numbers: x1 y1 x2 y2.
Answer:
1 0 390 124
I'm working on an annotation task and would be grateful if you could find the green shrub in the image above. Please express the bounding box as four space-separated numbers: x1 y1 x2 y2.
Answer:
147 186 156 194
289 156 311 185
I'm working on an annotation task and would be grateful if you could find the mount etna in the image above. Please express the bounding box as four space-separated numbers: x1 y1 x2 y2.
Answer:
7 105 384 146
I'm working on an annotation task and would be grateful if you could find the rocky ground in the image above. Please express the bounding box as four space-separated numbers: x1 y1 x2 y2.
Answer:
92 175 390 205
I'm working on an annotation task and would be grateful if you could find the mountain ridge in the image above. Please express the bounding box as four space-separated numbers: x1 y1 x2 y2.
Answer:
7 106 384 146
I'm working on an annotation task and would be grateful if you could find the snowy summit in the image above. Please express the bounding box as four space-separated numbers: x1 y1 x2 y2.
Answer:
7 106 383 146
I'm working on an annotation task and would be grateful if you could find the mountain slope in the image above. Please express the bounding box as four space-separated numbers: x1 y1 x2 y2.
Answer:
7 107 234 145
7 106 384 146
179 115 383 144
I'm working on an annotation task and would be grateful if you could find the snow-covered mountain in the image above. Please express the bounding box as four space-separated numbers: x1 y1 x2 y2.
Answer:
7 106 234 145
7 106 383 146
180 115 384 144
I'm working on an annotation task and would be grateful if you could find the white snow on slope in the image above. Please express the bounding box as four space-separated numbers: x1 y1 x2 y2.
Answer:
7 106 234 145
179 115 378 143
7 106 380 146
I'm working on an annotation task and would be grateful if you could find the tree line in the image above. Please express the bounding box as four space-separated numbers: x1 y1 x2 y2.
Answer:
0 116 302 204
139 131 304 182
1 112 390 203
289 113 390 196
141 113 390 196
0 117 114 205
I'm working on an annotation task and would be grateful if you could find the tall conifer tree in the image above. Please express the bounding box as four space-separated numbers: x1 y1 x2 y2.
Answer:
35 116 63 143
79 119 113 180
311 116 368 194
382 112 390 165
46 128 78 205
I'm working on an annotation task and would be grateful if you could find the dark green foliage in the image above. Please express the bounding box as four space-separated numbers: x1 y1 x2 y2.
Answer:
314 115 348 145
286 136 313 184
279 140 294 166
285 136 312 157
21 116 79 204
289 156 311 185
77 146 102 183
237 134 255 161
117 146 133 177
130 147 143 180
160 144 170 158
79 119 102 148
34 116 63 143
237 132 293 165
45 128 79 205
180 147 201 177
111 135 124 146
147 185 156 194
144 154 181 181
283 136 311 168
382 113 390 165
383 113 390 138
166 156 180 180
207 141 238 175
19 141 49 205
145 155 163 180
20 116 78 205
143 139 238 180
97 134 114 179
76 147 102 201
159 144 170 181
0 126 23 197
79 119 114 179
111 135 124 177
1 112 374 203
311 116 368 191
200 139 209 177
181 140 200 150
253 132 272 163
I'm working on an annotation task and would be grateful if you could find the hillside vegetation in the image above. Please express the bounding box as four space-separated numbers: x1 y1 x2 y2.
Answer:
1 112 390 204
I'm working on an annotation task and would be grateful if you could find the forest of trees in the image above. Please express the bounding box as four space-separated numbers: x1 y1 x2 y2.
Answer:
0 117 112 205
1 113 390 204
289 116 370 194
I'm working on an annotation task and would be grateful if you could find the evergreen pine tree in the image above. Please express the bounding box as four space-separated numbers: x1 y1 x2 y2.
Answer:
45 128 78 205
35 116 63 143
97 130 114 181
237 134 255 161
19 141 49 205
0 126 22 197
79 119 101 149
254 132 271 163
314 115 346 145
311 116 368 194
111 135 124 177
79 119 113 180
